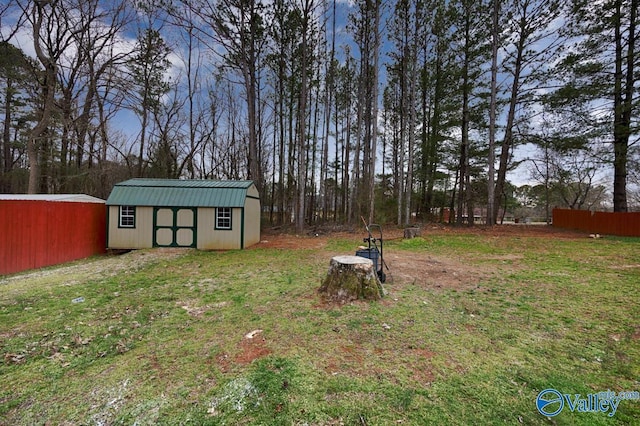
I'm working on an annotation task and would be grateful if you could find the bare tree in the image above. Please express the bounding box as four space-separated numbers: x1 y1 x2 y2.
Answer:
182 0 268 195
57 0 132 190
17 0 77 193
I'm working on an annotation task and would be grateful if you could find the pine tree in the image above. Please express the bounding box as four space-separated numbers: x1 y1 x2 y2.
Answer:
128 28 171 177
492 0 563 223
349 0 382 223
451 0 491 226
552 0 638 212
0 42 34 192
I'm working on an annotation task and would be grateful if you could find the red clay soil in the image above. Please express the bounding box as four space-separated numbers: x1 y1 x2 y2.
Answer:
234 337 272 365
215 333 272 372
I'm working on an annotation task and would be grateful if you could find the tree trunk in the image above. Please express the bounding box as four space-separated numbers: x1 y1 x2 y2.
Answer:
369 0 380 225
612 0 635 212
461 10 473 226
494 14 526 224
295 0 311 233
458 18 470 226
28 2 59 194
487 0 499 225
321 0 337 222
2 78 12 177
404 227 420 239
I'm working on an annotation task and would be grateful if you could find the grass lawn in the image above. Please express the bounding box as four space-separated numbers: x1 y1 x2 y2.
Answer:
1 226 639 425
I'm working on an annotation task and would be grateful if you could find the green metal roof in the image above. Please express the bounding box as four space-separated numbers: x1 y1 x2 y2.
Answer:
105 179 256 208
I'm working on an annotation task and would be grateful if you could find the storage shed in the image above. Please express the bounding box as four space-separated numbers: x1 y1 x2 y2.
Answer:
0 194 106 275
106 179 261 250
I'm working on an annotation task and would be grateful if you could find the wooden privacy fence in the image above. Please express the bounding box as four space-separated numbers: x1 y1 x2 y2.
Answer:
553 208 640 237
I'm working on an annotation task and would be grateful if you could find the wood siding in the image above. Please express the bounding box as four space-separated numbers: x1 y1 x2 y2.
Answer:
197 208 243 249
107 206 154 249
244 196 261 247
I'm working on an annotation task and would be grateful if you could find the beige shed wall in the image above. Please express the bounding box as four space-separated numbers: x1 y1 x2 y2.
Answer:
247 185 259 199
244 197 261 247
107 206 153 249
197 208 243 250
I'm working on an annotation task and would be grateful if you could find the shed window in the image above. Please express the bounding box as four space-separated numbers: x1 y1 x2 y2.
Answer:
216 207 232 230
119 206 136 228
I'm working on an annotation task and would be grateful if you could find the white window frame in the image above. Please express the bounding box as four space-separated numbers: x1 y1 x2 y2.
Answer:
216 207 232 230
119 205 136 228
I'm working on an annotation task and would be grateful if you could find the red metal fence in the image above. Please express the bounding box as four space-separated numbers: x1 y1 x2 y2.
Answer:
553 208 640 237
0 200 106 275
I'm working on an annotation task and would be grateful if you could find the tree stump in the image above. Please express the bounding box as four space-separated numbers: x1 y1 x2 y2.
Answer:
318 255 383 303
404 227 421 239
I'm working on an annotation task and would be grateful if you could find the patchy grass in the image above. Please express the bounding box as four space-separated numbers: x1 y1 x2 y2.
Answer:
1 229 639 425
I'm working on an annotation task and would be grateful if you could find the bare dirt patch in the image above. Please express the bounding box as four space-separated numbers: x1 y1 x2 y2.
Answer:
385 253 492 291
216 330 272 371
234 337 272 365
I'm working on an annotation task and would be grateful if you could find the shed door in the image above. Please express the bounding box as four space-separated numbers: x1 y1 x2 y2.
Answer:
153 207 197 248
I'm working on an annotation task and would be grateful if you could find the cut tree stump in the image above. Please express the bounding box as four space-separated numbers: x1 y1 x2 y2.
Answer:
318 255 383 303
404 227 421 239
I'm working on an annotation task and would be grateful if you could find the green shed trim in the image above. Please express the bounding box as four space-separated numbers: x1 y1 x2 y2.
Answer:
241 208 245 249
106 207 110 248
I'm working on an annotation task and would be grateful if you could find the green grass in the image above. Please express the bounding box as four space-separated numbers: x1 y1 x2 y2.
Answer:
1 230 639 425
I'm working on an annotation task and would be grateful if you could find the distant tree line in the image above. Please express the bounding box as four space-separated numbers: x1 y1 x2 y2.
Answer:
0 0 638 228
